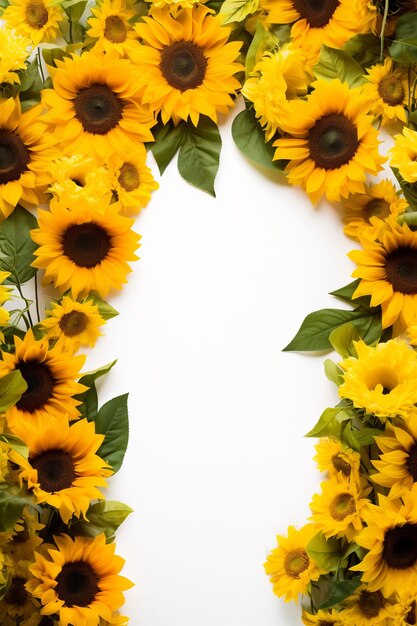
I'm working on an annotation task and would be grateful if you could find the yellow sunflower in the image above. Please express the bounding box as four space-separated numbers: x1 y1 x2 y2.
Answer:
41 296 106 352
0 559 40 622
395 592 417 626
31 195 140 298
0 98 57 219
132 6 243 125
0 28 30 85
42 50 155 160
27 533 133 625
148 0 206 11
2 0 64 45
338 339 417 420
48 154 113 205
314 437 361 483
343 180 408 242
338 586 402 626
363 58 408 126
390 127 417 184
350 216 417 329
8 508 44 562
273 80 385 204
302 608 343 625
264 523 327 602
351 491 417 596
86 0 139 58
0 330 86 429
0 271 12 328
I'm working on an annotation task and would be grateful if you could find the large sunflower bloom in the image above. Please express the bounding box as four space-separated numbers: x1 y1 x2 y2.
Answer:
42 50 155 160
273 80 384 204
133 6 243 125
390 127 417 184
2 0 64 45
350 216 417 329
0 28 30 85
363 58 408 126
31 196 140 298
27 533 133 626
86 0 139 58
0 98 56 219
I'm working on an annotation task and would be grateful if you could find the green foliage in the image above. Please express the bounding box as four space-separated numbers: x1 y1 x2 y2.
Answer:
71 500 133 542
0 484 37 532
320 577 361 609
88 293 119 320
151 121 186 174
178 118 222 196
0 206 38 286
95 394 129 473
42 46 72 68
306 532 343 572
219 0 258 24
0 371 27 412
232 108 285 170
305 406 352 439
329 323 361 358
342 422 382 452
76 360 117 421
390 12 417 64
313 46 365 88
323 359 343 386
343 33 381 67
0 434 28 459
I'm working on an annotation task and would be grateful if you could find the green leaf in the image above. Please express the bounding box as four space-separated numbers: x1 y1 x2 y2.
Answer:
0 434 28 459
307 532 343 572
329 322 360 358
320 577 361 609
330 280 361 304
70 500 133 542
0 206 38 286
305 406 351 438
177 118 222 196
87 293 119 320
219 0 258 24
313 45 365 88
0 371 27 412
42 47 71 68
343 33 381 67
245 21 272 75
151 121 186 175
394 11 417 42
323 359 343 386
232 108 284 170
95 394 129 473
0 484 37 532
342 422 381 451
389 39 417 64
352 311 382 346
76 360 117 421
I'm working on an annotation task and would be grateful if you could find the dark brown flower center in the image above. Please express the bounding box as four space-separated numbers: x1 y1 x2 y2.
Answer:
104 15 127 43
332 453 351 476
378 0 416 16
13 525 30 543
292 0 340 27
284 548 310 578
309 114 359 170
16 361 55 412
385 246 417 294
383 523 417 569
25 0 48 28
319 622 335 626
31 449 76 492
160 41 208 91
38 618 56 626
408 444 417 482
59 310 89 337
62 222 111 268
74 84 123 135
0 129 30 185
56 561 99 607
363 198 390 222
4 577 28 606
330 492 356 520
358 590 385 618
378 74 405 106
407 600 417 625
118 162 140 192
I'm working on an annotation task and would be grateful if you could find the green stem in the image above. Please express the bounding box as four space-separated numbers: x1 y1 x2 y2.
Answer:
34 273 41 323
37 47 45 83
379 0 389 62
16 283 34 328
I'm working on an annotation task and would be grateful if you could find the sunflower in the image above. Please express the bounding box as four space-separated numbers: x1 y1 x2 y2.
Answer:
302 608 343 625
42 50 155 160
351 492 417 596
0 271 12 328
8 508 44 562
264 523 327 602
0 98 57 219
390 127 417 184
0 28 30 85
27 533 133 626
242 44 311 142
338 586 402 625
86 0 139 58
0 330 86 429
2 0 64 45
48 154 113 205
338 339 417 420
314 437 361 483
350 216 417 329
41 296 106 352
362 58 408 126
395 592 417 626
273 80 384 204
0 559 40 623
148 0 206 11
132 6 243 125
343 180 408 242
32 196 140 298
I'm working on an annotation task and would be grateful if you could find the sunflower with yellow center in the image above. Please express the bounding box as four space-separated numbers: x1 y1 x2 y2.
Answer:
27 533 133 625
31 195 140 299
264 523 327 602
48 154 113 205
132 6 243 126
242 44 311 142
41 296 106 352
314 437 361 484
302 608 343 625
343 180 408 242
350 216 417 329
363 58 408 126
338 339 417 420
0 28 30 85
390 127 417 184
0 98 57 219
107 146 159 215
338 586 402 626
87 0 138 58
42 50 155 160
0 330 86 429
2 0 64 45
273 80 384 204
0 559 40 623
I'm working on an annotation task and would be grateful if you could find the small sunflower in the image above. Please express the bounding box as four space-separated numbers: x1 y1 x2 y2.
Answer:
396 592 417 626
390 127 417 184
0 559 40 623
86 0 138 58
27 533 133 625
2 0 64 45
48 154 113 205
133 6 243 125
8 508 44 562
31 195 140 298
343 180 408 241
264 523 327 602
0 28 30 85
339 586 402 625
338 339 417 420
314 437 361 483
302 608 343 625
273 80 384 204
363 58 408 125
42 50 155 160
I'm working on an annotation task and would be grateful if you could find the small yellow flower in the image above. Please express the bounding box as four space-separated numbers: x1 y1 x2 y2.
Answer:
86 0 139 58
0 28 30 85
363 58 408 125
314 438 361 483
390 127 417 184
2 0 64 45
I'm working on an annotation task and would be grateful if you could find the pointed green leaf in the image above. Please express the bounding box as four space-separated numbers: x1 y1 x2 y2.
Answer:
0 206 38 285
232 108 284 170
323 359 343 386
305 406 351 438
307 532 343 572
0 484 37 532
0 370 27 412
70 500 133 542
219 0 258 24
313 46 365 87
151 121 186 175
320 577 361 609
76 360 117 421
178 118 222 196
95 394 129 473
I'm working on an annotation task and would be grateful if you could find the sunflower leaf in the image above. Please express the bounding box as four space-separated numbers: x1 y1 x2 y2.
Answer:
313 45 365 88
305 406 351 438
70 500 133 542
232 108 284 171
0 484 38 532
76 360 117 421
151 121 186 175
329 280 361 304
219 0 258 25
0 434 28 460
87 293 119 320
95 393 129 473
323 359 344 387
0 370 27 412
0 206 38 286
306 532 343 572
329 323 360 358
319 577 361 609
178 118 222 196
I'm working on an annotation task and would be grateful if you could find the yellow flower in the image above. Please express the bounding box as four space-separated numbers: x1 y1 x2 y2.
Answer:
363 58 408 125
273 80 384 204
338 339 417 420
2 0 64 45
48 154 113 205
0 271 12 328
148 0 206 11
31 195 140 298
390 127 417 184
302 608 343 625
86 0 139 58
8 508 44 562
0 27 30 85
343 180 408 242
0 559 39 622
395 591 417 626
338 586 402 625
132 6 243 125
42 50 155 160
314 437 361 483
264 523 326 602
27 533 133 626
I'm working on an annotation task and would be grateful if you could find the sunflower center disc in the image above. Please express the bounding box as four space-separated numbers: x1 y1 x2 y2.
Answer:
284 549 309 578
330 492 356 520
4 577 28 607
74 84 123 134
385 246 417 294
59 310 89 337
407 444 417 482
292 0 340 27
38 619 56 626
331 453 351 476
31 449 76 492
358 590 385 618
407 600 417 625
16 361 55 412
160 41 208 91
63 222 111 268
0 129 30 185
380 0 415 16
378 74 405 105
25 0 48 28
309 114 359 170
383 523 417 569
56 561 99 607
364 198 391 222
319 622 335 626
104 15 127 43
118 162 140 191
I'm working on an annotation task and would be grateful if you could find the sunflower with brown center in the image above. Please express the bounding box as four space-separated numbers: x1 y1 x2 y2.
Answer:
302 608 343 625
0 330 86 429
27 533 133 625
0 559 40 624
338 586 402 625
31 196 140 298
363 58 408 126
273 79 384 204
314 437 361 483
42 50 155 160
87 0 139 58
132 6 243 125
2 0 63 45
